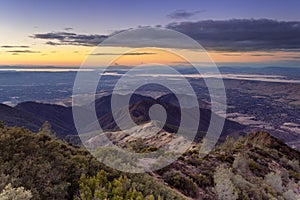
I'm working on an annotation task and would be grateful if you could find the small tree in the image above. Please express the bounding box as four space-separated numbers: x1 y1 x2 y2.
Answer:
77 171 108 200
0 121 4 128
214 165 238 200
287 159 300 173
39 121 55 137
220 137 236 155
283 179 300 200
264 171 283 193
232 153 249 174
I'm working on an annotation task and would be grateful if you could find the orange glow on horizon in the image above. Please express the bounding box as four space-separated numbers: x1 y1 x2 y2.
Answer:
1 45 300 67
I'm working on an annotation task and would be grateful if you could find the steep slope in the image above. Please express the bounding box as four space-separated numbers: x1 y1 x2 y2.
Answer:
0 103 42 131
154 131 300 199
93 95 245 142
15 101 76 135
85 121 192 151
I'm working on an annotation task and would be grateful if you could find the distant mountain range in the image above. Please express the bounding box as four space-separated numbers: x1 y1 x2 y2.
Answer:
0 93 245 144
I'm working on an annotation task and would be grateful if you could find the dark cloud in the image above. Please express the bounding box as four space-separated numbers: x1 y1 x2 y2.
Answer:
32 19 300 52
7 50 40 54
166 19 300 52
32 28 197 49
167 9 205 19
32 32 108 46
1 45 29 48
90 52 157 56
33 32 76 39
64 27 73 31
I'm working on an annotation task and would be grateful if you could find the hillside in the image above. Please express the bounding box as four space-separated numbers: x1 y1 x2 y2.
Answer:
85 119 300 199
154 131 300 199
0 94 245 143
0 123 190 200
1 122 299 199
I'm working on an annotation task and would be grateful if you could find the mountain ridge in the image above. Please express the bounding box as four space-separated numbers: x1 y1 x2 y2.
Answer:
0 94 246 144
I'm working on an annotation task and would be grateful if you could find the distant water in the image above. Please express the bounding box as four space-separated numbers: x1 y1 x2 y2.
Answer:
131 73 300 84
0 67 299 105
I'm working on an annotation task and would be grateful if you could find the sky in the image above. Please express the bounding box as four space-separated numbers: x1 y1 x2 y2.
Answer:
1 0 300 67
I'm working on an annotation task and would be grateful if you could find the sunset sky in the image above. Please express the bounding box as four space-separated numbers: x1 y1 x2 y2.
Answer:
1 0 300 67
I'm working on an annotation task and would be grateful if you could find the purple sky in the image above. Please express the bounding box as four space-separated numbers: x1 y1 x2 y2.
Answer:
1 0 300 67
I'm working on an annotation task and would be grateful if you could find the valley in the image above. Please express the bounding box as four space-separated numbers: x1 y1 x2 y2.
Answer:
0 67 299 150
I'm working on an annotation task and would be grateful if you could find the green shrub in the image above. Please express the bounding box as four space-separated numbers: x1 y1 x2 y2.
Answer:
248 159 262 173
162 170 198 198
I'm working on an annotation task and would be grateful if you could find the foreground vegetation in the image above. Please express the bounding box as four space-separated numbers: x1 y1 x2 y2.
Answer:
1 121 300 199
0 122 185 200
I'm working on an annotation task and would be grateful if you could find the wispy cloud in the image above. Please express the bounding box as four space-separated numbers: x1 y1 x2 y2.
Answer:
221 53 242 56
90 52 157 56
64 27 73 31
281 55 300 59
46 41 61 45
250 53 274 57
167 9 205 19
1 45 29 48
7 50 40 54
